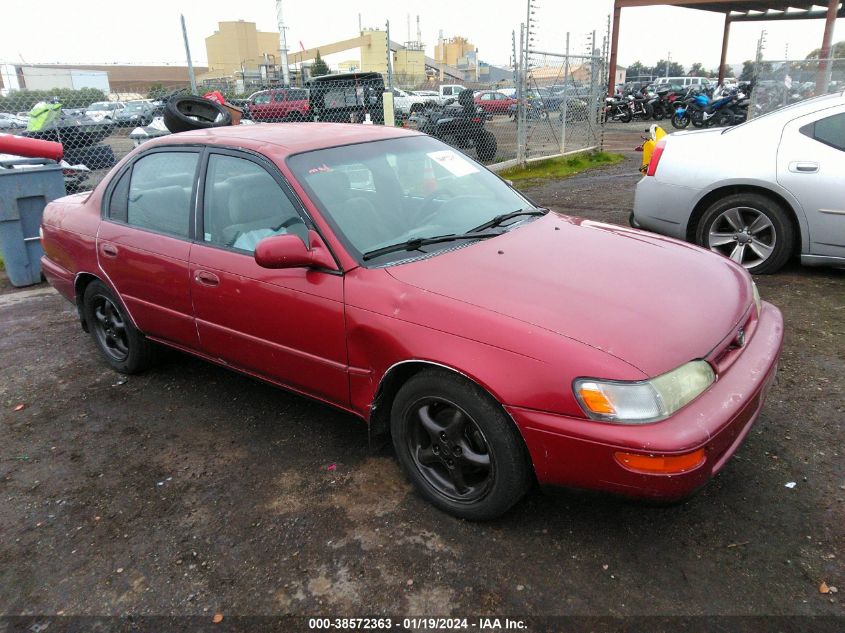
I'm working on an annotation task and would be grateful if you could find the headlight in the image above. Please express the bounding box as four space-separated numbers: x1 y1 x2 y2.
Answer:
752 282 762 316
574 360 716 424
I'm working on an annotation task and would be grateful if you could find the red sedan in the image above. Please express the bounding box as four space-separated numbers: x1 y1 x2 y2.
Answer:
40 124 783 520
474 91 518 114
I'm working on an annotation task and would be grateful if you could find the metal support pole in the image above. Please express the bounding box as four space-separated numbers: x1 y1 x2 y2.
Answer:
276 0 291 86
607 1 621 96
180 14 197 95
816 0 838 94
559 33 569 154
719 14 731 85
517 23 526 166
386 20 393 90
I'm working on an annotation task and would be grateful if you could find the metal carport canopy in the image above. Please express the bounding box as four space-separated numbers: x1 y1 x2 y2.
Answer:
607 0 844 92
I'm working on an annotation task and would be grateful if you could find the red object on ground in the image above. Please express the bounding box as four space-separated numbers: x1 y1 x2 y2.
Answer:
0 133 63 161
203 91 227 105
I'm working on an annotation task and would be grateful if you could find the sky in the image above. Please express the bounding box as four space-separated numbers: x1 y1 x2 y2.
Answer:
0 0 841 72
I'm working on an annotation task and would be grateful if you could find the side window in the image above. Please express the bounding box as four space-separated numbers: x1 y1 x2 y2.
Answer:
803 113 845 152
443 87 452 96
202 154 307 253
274 92 285 102
288 89 306 101
126 152 198 238
253 93 270 104
107 168 131 222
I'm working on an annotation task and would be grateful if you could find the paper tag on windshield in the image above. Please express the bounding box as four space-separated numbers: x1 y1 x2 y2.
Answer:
426 150 479 177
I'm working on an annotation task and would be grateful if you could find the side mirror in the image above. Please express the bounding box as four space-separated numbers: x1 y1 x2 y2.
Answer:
254 230 337 270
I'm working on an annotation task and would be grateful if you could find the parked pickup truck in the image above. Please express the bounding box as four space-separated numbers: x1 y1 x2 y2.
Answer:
433 84 466 105
391 88 435 115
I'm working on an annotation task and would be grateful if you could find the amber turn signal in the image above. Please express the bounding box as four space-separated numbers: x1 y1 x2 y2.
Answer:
614 448 706 474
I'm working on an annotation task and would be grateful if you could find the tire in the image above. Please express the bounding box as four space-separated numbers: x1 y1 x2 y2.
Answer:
475 130 497 162
390 369 533 520
163 96 232 133
671 112 690 129
619 108 632 123
83 280 155 373
652 106 665 121
694 193 794 274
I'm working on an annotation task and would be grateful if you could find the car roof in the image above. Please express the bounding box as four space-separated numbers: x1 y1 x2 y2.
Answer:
146 122 423 156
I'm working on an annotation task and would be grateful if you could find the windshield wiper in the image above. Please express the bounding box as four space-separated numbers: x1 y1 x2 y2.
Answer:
362 233 500 261
468 208 548 233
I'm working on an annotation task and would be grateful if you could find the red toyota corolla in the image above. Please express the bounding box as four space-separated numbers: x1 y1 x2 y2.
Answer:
40 123 783 520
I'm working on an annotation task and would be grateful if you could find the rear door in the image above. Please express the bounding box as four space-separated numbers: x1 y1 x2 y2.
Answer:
97 148 200 348
777 107 845 258
189 149 348 404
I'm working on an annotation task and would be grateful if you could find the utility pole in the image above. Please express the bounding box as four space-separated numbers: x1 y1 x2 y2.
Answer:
180 14 197 95
276 0 291 86
666 51 671 78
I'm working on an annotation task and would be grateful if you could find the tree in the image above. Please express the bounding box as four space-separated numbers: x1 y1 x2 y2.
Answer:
739 60 756 82
804 40 845 60
147 83 168 100
653 59 685 77
688 62 706 77
626 60 652 79
311 50 329 77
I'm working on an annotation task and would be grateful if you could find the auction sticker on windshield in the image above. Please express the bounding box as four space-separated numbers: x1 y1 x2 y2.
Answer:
426 150 479 177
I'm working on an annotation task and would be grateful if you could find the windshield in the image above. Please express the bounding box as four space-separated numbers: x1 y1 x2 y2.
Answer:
287 135 535 264
87 102 111 111
124 102 147 112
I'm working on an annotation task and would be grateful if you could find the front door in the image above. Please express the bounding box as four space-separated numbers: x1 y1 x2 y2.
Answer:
97 148 200 348
189 150 348 405
777 107 845 259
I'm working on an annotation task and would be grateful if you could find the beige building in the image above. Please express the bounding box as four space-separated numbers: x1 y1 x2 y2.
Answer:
359 29 389 75
434 36 475 68
393 48 426 85
201 20 280 81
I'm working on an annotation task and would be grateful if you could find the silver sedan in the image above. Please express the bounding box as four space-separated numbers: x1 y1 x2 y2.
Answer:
632 91 845 274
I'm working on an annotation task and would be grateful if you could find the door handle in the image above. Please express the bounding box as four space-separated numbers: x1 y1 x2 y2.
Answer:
194 270 220 287
789 161 819 173
101 243 118 258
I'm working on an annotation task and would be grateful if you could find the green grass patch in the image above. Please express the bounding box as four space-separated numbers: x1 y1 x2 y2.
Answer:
500 151 624 184
0 254 4 272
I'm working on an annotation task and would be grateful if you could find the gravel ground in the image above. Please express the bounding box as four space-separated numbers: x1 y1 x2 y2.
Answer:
0 132 843 622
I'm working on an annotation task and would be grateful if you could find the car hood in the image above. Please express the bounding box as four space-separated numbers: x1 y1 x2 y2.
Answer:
386 213 751 376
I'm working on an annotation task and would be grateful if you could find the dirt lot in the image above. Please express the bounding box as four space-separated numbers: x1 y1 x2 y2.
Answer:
1 130 843 623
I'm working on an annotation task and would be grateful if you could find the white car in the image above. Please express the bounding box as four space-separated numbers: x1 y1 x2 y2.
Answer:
391 88 433 115
85 101 125 122
632 91 845 274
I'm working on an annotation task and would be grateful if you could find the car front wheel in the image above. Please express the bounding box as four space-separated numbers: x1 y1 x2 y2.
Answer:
83 280 155 373
696 193 794 274
390 369 533 520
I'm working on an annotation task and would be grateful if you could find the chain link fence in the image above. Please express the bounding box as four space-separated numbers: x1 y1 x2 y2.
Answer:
0 47 609 193
750 57 845 118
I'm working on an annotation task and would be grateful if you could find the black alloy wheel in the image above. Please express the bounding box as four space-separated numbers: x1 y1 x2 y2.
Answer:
82 280 155 373
91 294 129 363
406 397 494 503
390 369 533 520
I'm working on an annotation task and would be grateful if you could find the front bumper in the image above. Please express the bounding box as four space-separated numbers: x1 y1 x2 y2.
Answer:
508 301 784 500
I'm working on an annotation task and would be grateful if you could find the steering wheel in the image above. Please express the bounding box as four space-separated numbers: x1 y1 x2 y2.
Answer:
271 215 306 232
415 195 485 230
416 189 457 224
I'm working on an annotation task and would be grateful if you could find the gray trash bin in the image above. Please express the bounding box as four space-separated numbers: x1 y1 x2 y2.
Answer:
0 158 66 287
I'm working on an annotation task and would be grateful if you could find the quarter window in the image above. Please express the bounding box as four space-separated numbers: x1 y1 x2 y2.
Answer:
806 113 845 152
202 154 307 252
126 151 198 238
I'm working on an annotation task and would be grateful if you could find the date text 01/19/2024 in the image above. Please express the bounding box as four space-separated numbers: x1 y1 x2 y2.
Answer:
307 618 528 630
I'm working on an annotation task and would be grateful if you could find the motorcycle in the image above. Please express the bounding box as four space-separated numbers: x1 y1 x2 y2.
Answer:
602 95 632 123
415 89 498 162
627 91 654 121
671 87 737 129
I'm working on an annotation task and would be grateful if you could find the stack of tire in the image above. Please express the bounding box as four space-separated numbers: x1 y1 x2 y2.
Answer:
163 96 232 134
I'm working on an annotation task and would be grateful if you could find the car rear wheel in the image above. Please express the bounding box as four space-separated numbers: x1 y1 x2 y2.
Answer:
83 280 155 373
390 369 533 520
475 130 497 162
696 193 794 274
